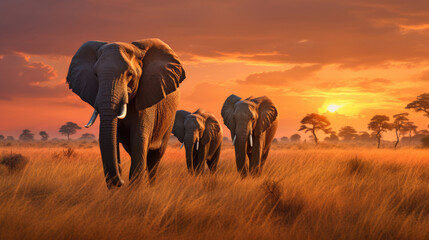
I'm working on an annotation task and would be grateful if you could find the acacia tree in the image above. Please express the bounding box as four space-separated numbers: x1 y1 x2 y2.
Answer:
400 121 418 144
298 113 332 145
392 113 410 148
39 131 49 141
290 134 301 142
356 131 371 142
0 135 4 140
368 115 393 148
338 126 358 141
19 129 34 141
80 133 96 140
406 93 429 117
324 131 339 142
59 122 81 140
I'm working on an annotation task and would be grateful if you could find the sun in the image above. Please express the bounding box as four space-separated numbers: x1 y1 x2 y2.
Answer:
327 104 340 113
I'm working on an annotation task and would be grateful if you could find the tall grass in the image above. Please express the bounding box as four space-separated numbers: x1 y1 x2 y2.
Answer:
1 145 429 239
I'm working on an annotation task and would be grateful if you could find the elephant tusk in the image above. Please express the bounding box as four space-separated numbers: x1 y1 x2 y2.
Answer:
249 133 253 147
196 140 199 151
85 109 98 128
117 104 127 119
180 142 184 149
232 135 236 145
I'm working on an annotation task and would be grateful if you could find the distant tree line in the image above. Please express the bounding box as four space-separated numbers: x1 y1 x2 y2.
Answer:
0 122 96 141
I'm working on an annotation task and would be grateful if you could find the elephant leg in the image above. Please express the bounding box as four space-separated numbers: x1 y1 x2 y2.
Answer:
118 126 131 155
129 121 150 184
261 146 271 168
249 136 262 176
195 144 209 175
235 154 248 178
146 146 166 184
147 127 170 184
129 141 148 184
118 141 132 176
117 123 132 175
207 145 221 173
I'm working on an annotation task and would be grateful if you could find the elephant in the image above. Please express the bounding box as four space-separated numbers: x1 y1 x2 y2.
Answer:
172 109 222 174
66 38 186 188
221 95 278 177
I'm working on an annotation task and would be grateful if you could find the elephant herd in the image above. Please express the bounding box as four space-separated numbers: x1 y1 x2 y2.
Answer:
66 39 278 189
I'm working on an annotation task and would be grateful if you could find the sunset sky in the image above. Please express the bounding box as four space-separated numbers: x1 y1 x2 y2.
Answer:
1 0 429 140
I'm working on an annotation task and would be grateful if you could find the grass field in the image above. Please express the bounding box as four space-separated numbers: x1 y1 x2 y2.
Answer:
1 143 429 239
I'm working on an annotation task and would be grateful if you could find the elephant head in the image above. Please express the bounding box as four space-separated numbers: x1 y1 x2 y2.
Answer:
66 39 185 188
221 95 277 174
172 109 220 174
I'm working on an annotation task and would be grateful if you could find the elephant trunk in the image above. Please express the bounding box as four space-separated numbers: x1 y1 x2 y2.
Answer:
185 134 197 174
235 126 250 176
96 73 125 188
99 116 124 188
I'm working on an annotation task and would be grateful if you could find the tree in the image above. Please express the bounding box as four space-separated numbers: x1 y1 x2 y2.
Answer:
406 93 429 117
19 129 34 141
356 131 371 142
80 133 96 140
59 122 81 140
280 136 289 142
324 131 339 142
298 113 331 145
6 136 14 141
290 134 301 142
368 115 393 148
0 135 4 140
39 131 49 141
338 126 358 141
392 113 410 148
400 121 417 144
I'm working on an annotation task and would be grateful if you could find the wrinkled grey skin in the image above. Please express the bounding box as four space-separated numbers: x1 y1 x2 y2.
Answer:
172 109 222 174
66 39 185 188
221 95 278 177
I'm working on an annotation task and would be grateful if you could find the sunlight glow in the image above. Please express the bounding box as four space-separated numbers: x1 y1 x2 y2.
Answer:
327 104 340 113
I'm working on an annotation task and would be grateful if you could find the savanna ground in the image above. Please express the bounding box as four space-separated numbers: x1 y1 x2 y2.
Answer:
1 141 429 240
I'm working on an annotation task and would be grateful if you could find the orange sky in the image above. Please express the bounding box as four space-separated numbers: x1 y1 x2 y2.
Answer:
1 0 429 140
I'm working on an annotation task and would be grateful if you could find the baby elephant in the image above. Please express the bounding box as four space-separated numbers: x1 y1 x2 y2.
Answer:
172 109 223 174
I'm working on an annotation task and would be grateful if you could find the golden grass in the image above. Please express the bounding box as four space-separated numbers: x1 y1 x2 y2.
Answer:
1 144 429 239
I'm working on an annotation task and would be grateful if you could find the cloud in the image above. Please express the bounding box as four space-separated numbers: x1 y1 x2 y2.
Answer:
240 64 322 86
0 53 69 100
0 0 428 68
418 69 429 81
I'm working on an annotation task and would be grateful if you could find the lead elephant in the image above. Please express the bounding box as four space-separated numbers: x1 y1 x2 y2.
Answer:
172 109 222 174
221 95 278 177
66 39 186 188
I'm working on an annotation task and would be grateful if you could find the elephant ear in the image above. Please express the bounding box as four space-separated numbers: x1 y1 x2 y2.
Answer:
252 96 278 135
66 41 107 107
132 39 186 110
221 94 241 132
172 110 190 143
201 112 222 145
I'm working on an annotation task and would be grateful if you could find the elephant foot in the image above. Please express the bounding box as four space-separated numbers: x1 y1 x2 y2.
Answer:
106 176 125 189
239 171 248 179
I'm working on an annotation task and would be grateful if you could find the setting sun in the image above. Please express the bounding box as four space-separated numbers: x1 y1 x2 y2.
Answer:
327 104 341 113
